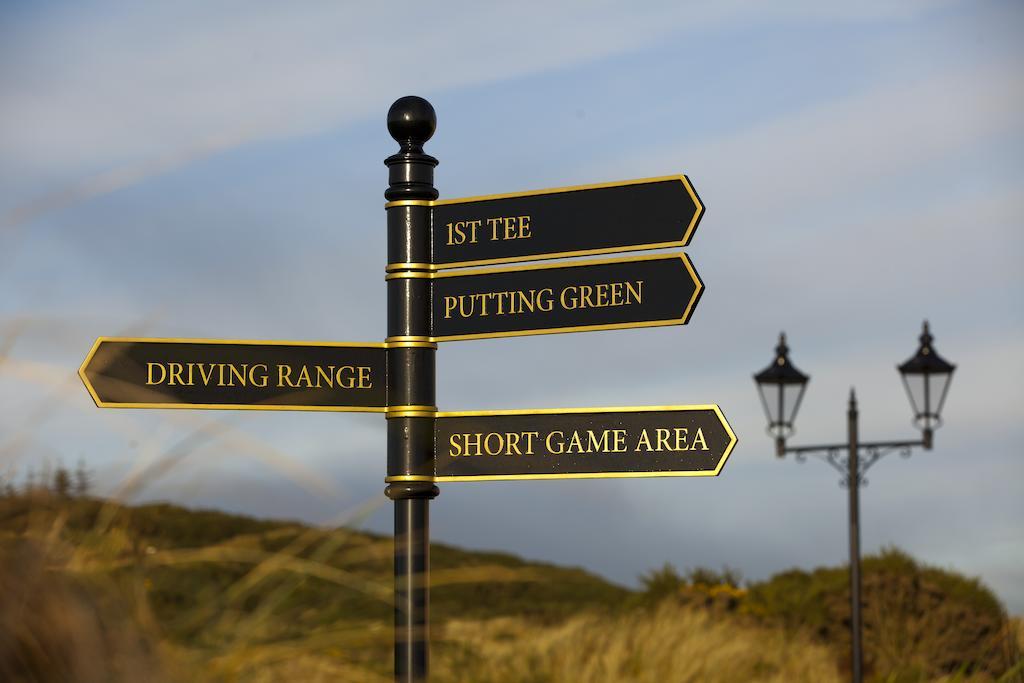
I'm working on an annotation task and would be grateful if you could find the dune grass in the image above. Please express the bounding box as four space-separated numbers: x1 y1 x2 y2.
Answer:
1 491 1020 682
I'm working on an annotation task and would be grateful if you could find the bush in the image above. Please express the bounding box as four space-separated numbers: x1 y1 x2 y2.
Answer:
745 547 1020 679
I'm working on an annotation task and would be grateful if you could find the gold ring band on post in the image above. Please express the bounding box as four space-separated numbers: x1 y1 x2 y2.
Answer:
386 405 438 419
386 262 437 273
385 199 436 208
385 339 437 349
385 335 436 345
384 271 435 280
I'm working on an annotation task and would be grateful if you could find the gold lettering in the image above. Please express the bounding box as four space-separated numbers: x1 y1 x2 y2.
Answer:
459 294 475 318
673 428 689 451
229 364 247 387
464 432 483 456
692 427 708 451
250 364 268 388
546 430 565 454
609 282 623 307
655 428 671 451
168 363 184 386
635 429 652 452
516 290 534 314
566 430 585 453
477 215 532 241
448 434 463 457
146 363 166 385
581 285 596 309
444 296 458 319
278 365 295 387
336 366 355 389
523 431 538 455
560 281 644 312
357 366 372 389
537 288 554 312
443 288 558 319
482 432 503 456
586 430 610 453
486 217 501 240
560 286 577 310
198 363 216 385
446 220 480 245
446 221 461 245
315 365 334 389
625 280 643 304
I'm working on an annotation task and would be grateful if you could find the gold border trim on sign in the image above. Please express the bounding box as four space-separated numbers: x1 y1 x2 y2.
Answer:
430 175 704 270
431 404 737 481
431 253 703 342
78 336 389 413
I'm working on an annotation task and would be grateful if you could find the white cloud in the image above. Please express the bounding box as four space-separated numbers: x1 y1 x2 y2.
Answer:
1 0 970 225
611 59 1023 226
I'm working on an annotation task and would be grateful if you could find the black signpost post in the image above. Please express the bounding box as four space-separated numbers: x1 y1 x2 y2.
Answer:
79 95 731 683
383 96 440 683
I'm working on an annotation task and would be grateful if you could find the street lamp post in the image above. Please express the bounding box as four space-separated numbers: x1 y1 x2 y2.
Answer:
753 322 955 683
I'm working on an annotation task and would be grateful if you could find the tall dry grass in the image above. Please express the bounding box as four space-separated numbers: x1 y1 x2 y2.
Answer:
434 602 841 683
0 492 845 683
4 491 1023 682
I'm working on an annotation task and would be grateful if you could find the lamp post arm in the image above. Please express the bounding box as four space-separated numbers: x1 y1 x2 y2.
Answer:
782 438 926 486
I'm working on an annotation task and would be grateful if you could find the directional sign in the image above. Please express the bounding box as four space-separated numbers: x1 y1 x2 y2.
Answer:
427 175 704 269
428 405 736 481
429 253 702 341
79 338 387 412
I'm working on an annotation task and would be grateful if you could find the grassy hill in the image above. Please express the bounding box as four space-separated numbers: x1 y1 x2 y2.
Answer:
0 493 1020 682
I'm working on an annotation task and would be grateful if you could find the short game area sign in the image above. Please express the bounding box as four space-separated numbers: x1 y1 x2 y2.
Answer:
79 96 735 682
431 406 736 481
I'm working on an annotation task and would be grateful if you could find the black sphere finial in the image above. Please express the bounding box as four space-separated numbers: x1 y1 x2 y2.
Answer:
388 96 436 151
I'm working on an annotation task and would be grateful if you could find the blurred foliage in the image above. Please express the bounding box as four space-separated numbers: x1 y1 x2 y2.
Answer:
0 493 1019 682
744 548 1021 681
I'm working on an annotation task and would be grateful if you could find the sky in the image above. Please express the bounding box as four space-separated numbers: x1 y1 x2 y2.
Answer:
1 1 1022 611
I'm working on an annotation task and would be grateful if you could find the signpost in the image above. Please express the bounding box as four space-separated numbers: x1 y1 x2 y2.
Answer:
429 253 702 341
79 337 387 411
79 96 733 683
419 175 704 269
429 405 736 481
